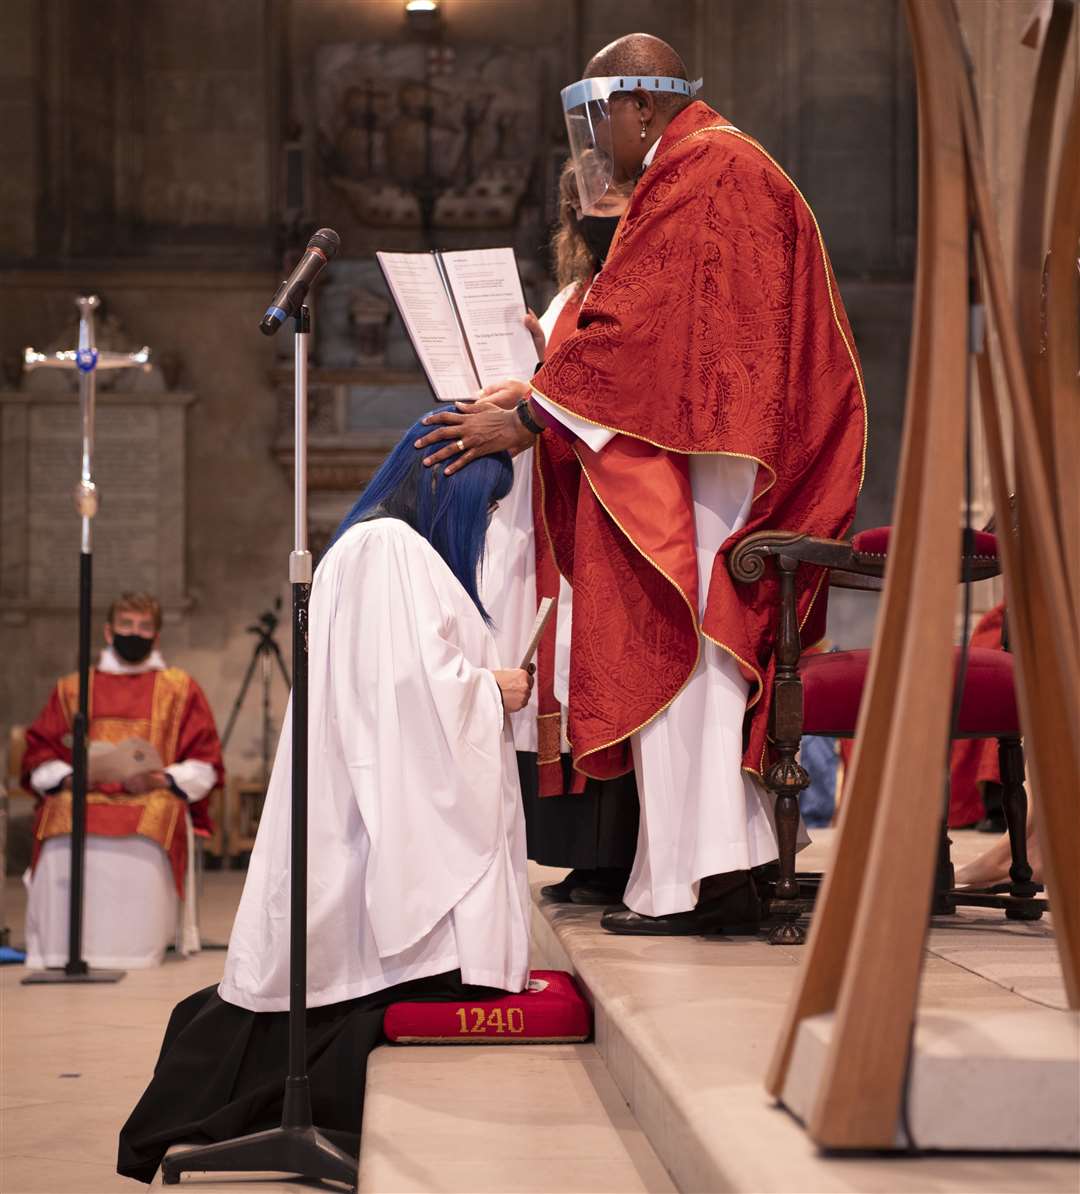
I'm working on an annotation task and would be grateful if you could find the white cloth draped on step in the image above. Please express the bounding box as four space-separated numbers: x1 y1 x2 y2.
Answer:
219 518 531 1012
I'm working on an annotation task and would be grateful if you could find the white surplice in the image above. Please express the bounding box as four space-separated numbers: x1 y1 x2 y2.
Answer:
219 517 531 1012
23 647 214 970
480 451 539 752
480 283 579 753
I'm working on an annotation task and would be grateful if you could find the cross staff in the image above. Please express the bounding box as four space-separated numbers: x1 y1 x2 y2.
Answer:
21 295 152 985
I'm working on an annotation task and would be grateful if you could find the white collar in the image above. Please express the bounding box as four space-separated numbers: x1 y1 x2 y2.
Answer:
98 645 167 675
642 138 661 170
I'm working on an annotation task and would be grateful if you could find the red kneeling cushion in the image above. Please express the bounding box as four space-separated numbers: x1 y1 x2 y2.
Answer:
800 647 1018 737
852 526 999 561
384 970 591 1045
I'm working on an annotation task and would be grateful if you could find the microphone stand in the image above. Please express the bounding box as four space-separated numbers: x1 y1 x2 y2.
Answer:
161 305 355 1188
23 296 125 987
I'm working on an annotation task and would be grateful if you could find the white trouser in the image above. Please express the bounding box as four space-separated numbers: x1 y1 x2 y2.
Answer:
25 835 190 970
554 455 789 917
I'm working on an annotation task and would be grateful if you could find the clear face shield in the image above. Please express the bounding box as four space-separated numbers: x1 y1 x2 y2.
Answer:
560 75 702 215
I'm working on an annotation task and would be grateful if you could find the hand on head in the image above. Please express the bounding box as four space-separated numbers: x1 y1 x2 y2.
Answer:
414 401 535 474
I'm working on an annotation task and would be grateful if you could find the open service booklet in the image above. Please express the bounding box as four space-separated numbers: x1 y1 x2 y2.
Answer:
377 247 538 403
88 739 164 785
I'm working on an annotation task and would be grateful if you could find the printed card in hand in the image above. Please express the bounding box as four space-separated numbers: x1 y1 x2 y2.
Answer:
87 738 165 785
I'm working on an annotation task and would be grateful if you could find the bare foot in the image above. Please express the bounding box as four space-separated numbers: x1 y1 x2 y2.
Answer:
954 830 1043 888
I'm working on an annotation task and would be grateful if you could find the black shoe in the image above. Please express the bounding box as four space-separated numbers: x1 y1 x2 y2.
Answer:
601 873 761 936
540 869 596 902
975 814 1007 834
569 878 628 906
600 906 702 935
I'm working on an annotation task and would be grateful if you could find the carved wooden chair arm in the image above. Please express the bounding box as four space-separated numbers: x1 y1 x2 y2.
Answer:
729 527 1002 591
729 531 886 587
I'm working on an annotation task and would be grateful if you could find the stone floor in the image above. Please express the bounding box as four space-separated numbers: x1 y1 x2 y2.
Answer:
0 831 1076 1193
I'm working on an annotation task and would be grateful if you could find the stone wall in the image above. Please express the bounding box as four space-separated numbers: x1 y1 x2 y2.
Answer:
5 0 1042 792
0 271 289 786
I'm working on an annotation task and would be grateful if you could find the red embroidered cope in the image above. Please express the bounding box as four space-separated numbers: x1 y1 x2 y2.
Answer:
533 101 867 780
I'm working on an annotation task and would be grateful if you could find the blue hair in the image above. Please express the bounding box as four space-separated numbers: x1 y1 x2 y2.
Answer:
330 408 513 623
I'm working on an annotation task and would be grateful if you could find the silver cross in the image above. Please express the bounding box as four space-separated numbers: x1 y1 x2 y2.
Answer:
23 295 152 551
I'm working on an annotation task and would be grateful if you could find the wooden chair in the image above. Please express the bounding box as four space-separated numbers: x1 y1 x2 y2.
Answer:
7 727 31 799
730 525 1045 944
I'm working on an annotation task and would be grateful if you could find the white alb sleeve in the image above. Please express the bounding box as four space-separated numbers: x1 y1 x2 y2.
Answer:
531 391 615 453
165 759 217 803
30 759 73 795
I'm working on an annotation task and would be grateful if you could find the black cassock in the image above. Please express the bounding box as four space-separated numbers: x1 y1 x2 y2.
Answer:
517 753 639 871
117 971 496 1184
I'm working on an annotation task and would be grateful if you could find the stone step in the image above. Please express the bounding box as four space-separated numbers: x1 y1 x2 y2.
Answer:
529 851 1079 1194
358 1043 675 1193
357 883 675 1193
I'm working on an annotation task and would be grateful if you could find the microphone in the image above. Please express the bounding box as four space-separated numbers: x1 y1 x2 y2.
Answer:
259 228 341 335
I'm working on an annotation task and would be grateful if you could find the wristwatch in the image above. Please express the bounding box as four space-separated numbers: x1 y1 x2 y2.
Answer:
515 398 544 436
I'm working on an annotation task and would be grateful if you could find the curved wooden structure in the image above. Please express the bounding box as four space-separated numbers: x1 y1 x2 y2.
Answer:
765 0 1080 1149
963 0 1079 1006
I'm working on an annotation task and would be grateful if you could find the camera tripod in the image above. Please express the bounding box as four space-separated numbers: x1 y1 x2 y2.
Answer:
220 599 291 793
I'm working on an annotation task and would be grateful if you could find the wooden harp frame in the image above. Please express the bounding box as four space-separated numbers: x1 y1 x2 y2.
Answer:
764 0 1080 1149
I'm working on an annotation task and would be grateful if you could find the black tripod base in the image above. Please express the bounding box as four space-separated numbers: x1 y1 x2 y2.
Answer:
21 966 125 985
161 1125 357 1188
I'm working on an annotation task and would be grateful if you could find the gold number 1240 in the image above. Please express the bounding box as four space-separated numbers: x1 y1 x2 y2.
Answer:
455 1007 525 1034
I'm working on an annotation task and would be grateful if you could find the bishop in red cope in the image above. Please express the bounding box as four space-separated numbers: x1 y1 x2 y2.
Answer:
418 33 867 935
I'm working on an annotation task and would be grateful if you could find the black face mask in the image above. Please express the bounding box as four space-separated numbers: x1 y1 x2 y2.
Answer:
580 215 622 266
112 633 154 664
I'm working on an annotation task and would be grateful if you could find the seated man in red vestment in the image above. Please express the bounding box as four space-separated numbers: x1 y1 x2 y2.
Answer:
418 34 867 935
22 591 224 968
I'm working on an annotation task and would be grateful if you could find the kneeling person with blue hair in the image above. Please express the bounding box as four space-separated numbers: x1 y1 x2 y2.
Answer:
118 413 533 1183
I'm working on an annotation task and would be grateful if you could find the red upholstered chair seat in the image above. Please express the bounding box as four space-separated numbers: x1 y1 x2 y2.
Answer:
383 970 591 1044
851 526 999 561
800 647 1018 737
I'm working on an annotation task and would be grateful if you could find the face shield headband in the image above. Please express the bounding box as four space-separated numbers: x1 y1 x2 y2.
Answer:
560 75 703 215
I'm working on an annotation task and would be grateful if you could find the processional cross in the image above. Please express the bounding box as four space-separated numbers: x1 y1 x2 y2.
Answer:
21 295 152 984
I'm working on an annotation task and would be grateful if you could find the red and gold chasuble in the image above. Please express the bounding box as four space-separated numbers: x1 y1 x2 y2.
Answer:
24 668 224 896
533 101 867 780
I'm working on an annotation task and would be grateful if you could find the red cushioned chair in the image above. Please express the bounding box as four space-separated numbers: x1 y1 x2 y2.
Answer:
729 525 1044 944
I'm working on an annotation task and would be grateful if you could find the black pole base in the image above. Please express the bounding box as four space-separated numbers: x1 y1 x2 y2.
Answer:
160 1125 356 1188
21 966 125 985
